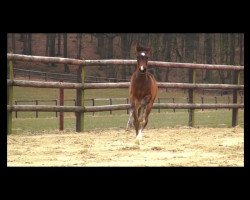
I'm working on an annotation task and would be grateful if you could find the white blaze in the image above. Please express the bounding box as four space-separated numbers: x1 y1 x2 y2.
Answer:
141 52 145 56
140 65 144 71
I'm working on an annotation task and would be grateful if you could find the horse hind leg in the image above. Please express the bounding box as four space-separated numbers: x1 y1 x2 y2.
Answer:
142 101 154 130
138 106 145 122
136 106 147 145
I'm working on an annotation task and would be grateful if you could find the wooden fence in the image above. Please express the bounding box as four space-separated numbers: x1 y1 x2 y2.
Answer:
7 54 244 134
13 95 244 118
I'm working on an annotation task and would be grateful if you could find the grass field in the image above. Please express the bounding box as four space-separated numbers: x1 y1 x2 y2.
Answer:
11 86 244 133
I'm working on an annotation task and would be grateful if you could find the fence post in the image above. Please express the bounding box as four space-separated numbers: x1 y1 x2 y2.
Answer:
172 98 175 112
214 97 217 110
35 100 38 118
76 65 85 132
201 97 204 111
188 69 196 127
92 98 95 116
59 80 64 131
55 100 58 117
232 71 240 127
15 100 18 118
158 98 160 113
7 61 14 134
110 98 112 114
126 98 129 114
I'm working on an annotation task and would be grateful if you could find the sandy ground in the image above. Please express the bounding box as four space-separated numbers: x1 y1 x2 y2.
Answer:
7 127 244 167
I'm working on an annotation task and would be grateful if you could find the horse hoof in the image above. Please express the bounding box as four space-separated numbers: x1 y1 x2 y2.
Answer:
135 139 140 145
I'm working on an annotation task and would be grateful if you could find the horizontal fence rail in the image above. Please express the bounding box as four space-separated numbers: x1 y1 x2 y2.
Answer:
7 105 84 112
12 95 244 118
7 103 244 112
8 54 244 71
7 80 244 90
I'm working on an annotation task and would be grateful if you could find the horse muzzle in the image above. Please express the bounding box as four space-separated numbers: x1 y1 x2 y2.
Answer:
139 66 147 74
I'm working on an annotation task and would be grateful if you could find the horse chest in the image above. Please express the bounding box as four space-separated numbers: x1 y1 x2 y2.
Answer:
131 75 151 100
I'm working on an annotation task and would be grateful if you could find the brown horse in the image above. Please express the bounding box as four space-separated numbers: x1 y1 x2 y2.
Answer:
127 44 158 144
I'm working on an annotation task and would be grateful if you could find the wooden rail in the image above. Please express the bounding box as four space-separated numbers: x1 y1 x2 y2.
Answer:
8 54 244 71
7 80 244 90
7 103 244 112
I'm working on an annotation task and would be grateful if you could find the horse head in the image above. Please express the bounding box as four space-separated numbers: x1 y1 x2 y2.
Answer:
136 44 151 74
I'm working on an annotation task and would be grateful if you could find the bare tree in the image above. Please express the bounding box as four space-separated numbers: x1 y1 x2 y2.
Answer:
105 34 117 79
96 33 105 58
48 33 56 67
76 33 82 59
27 34 32 55
63 33 70 73
22 33 28 55
228 33 236 83
45 34 49 56
218 33 227 84
203 33 212 82
11 33 15 53
120 33 133 80
185 34 195 83
163 34 174 82
239 33 244 66
57 33 61 56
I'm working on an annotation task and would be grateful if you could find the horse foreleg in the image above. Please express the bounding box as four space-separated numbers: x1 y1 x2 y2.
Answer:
131 104 139 136
126 108 134 130
142 101 154 130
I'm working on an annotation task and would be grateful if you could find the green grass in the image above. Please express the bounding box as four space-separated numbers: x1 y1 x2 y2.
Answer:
12 110 244 134
10 86 244 133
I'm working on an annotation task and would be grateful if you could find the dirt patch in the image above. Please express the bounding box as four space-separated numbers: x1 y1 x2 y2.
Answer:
7 127 244 166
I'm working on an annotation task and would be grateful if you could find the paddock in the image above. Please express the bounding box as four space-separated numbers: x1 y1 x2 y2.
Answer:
7 127 244 166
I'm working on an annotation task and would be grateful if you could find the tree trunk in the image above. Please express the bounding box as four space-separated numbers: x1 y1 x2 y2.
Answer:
163 34 174 82
63 33 70 73
121 34 133 80
49 34 56 57
203 33 212 82
96 34 105 57
48 34 56 67
27 34 32 55
57 33 61 56
228 34 236 83
218 34 226 84
45 34 49 56
185 33 195 82
20 34 25 41
105 34 117 80
174 35 182 62
11 33 15 53
22 34 28 55
77 33 82 59
239 34 243 66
